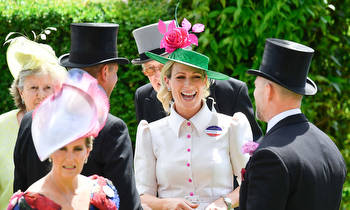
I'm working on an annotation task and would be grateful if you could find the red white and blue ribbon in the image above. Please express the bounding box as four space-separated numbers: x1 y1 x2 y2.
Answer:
205 126 222 137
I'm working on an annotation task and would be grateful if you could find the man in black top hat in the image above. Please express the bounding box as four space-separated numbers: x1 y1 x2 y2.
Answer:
13 23 142 210
239 38 346 210
132 22 262 141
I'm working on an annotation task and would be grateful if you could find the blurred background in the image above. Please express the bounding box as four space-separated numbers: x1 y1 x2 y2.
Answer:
0 0 349 208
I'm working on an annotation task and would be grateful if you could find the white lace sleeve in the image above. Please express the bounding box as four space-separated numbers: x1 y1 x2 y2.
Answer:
134 120 157 196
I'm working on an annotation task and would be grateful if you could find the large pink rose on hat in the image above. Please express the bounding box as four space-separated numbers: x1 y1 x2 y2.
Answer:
158 19 204 53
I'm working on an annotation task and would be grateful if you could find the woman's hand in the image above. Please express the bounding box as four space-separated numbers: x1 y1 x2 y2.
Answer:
205 197 227 210
206 187 240 210
162 198 199 210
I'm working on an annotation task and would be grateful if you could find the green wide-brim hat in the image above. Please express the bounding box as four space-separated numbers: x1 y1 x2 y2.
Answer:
145 48 229 80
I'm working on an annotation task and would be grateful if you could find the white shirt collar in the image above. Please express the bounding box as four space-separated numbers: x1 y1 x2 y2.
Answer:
168 100 213 137
267 108 301 133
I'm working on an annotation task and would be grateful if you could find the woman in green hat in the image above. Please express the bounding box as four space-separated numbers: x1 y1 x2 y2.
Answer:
134 19 253 210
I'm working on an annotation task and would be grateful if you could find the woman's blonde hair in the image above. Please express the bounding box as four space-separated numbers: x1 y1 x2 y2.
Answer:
9 63 67 111
157 61 210 113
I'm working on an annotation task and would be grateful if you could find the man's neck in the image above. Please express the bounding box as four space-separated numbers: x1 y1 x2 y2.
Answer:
266 108 302 132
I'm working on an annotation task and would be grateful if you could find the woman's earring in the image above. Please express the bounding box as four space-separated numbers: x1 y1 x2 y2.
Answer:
48 157 52 163
84 159 88 164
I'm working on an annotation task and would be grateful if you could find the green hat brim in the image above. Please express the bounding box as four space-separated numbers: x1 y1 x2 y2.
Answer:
145 51 229 80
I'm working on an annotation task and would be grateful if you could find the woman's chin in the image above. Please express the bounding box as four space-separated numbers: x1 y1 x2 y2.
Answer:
59 167 81 178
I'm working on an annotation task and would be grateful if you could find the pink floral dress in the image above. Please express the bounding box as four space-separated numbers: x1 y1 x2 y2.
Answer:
7 175 119 210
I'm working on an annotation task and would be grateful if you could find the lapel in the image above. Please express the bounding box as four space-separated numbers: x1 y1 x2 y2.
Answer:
147 88 157 102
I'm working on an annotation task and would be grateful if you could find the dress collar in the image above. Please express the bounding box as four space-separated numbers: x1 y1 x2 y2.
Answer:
267 108 301 133
168 100 213 137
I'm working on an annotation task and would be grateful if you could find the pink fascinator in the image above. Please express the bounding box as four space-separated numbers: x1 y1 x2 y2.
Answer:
32 69 109 161
158 15 204 53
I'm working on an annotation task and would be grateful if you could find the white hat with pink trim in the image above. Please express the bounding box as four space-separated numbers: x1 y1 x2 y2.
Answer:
32 68 109 161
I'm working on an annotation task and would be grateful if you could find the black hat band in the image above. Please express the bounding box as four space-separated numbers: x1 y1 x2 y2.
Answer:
139 48 165 61
69 51 117 64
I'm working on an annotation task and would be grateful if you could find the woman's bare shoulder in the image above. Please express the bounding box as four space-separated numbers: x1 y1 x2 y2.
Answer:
26 176 48 193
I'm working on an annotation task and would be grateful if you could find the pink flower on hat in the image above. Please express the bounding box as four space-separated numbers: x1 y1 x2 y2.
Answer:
242 141 259 156
158 19 204 53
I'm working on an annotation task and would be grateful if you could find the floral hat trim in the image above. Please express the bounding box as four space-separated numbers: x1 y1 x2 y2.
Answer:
158 19 204 54
145 16 229 80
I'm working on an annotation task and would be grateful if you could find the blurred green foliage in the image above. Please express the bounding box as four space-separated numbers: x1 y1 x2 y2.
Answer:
0 0 349 207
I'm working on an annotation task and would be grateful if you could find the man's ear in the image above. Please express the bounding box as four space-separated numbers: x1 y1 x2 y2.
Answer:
266 82 274 102
98 64 109 82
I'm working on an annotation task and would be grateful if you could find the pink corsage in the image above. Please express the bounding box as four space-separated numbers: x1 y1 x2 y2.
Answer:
7 190 24 210
242 141 259 156
158 18 204 53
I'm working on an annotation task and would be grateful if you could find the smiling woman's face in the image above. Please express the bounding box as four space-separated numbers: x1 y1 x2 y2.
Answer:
165 62 207 119
50 137 90 179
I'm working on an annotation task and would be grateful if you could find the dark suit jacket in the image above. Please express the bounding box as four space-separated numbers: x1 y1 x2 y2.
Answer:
135 78 262 140
135 83 166 124
239 114 346 210
13 112 142 210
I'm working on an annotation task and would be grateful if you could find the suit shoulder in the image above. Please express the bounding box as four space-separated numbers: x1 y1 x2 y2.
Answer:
103 114 128 131
135 83 154 97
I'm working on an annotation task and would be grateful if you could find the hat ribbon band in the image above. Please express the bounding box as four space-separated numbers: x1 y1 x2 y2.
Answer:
140 48 165 60
69 51 118 64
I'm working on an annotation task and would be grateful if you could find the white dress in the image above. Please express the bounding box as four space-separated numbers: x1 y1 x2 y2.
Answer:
134 103 252 209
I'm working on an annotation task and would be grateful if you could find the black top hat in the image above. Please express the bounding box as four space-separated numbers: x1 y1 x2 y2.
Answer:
247 38 317 95
131 21 171 65
59 23 129 68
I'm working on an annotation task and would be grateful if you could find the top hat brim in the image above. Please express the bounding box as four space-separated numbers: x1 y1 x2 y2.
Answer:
59 53 129 68
146 51 229 80
247 69 317 95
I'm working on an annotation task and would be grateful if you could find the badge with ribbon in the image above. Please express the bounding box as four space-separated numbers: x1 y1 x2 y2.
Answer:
205 126 223 137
